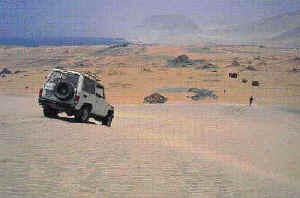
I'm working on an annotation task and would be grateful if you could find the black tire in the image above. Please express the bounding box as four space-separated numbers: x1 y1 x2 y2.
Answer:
102 112 113 127
54 81 74 101
43 107 58 118
75 106 91 122
74 113 81 122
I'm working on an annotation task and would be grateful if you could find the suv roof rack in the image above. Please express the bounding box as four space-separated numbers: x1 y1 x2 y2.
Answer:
83 71 101 82
52 68 101 82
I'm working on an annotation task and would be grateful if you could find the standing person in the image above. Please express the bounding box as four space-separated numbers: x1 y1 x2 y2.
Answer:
249 96 254 106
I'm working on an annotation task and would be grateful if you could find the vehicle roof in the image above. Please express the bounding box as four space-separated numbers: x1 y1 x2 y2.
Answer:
52 68 81 75
52 68 104 87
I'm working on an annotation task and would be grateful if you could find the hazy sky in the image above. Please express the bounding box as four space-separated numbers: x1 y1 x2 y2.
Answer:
0 0 300 38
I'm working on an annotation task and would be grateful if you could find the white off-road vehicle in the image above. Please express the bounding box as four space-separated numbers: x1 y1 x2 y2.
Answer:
38 69 114 126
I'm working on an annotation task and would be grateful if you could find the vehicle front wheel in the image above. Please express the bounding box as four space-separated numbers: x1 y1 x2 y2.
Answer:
43 107 58 118
102 112 113 127
75 106 91 122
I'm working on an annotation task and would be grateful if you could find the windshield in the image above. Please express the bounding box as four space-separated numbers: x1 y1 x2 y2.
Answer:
47 71 79 88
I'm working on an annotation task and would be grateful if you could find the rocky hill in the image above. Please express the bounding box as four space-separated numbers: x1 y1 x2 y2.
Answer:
207 10 300 45
130 15 200 44
271 26 300 42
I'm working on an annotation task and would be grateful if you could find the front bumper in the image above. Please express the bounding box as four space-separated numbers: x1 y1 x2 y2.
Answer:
39 97 75 111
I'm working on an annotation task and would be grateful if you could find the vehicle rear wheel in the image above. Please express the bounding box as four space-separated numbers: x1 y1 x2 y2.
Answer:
102 112 113 127
43 107 58 118
74 113 81 122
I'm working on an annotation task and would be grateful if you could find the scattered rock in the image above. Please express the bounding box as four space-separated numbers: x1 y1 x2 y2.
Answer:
294 57 300 61
94 45 131 56
229 73 238 78
0 68 12 75
241 78 248 83
144 93 168 104
245 65 257 71
187 47 214 53
258 61 266 65
252 81 260 86
25 86 29 89
175 55 190 63
254 56 261 60
271 56 278 60
167 55 193 67
226 59 241 68
194 59 207 64
232 60 240 66
197 63 219 70
74 60 90 67
14 70 26 74
168 55 214 69
155 87 190 93
0 158 13 164
55 66 65 70
187 88 217 100
290 68 300 73
203 79 220 82
109 43 129 48
142 67 152 72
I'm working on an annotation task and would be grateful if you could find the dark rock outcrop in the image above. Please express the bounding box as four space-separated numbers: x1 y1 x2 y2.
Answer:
245 65 257 71
187 88 218 100
241 78 248 83
0 68 12 75
168 55 217 70
252 81 260 86
290 67 300 72
175 55 190 63
144 93 168 104
167 55 192 67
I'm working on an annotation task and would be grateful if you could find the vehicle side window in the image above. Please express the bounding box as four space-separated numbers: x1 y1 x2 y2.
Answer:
95 85 105 98
82 78 95 94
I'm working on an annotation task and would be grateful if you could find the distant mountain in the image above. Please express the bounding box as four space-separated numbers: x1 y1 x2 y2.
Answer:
0 37 128 47
127 10 300 46
208 10 300 42
271 26 300 41
138 15 199 33
129 15 201 44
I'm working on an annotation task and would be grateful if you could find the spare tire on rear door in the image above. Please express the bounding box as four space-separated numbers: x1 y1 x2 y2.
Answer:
54 81 74 100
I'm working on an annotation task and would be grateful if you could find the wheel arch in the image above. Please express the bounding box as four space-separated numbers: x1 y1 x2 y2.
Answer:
82 103 93 111
107 109 114 117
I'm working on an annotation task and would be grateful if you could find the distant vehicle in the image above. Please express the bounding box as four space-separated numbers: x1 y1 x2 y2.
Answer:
252 81 260 87
38 69 114 126
229 73 238 78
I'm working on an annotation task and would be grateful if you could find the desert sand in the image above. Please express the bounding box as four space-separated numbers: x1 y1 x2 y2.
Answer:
0 94 300 197
0 44 300 197
0 44 299 105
